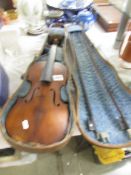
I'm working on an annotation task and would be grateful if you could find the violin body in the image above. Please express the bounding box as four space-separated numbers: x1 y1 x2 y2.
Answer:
5 61 69 145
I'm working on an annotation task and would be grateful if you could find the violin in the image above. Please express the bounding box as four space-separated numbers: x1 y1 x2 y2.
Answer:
5 34 69 146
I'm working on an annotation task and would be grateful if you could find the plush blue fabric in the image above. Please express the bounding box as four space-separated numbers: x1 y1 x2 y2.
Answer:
70 32 131 145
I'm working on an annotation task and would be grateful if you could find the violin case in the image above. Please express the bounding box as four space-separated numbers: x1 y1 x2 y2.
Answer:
65 26 131 148
0 33 75 152
1 25 131 153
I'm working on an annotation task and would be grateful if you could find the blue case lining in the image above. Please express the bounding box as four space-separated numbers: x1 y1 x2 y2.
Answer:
70 32 131 145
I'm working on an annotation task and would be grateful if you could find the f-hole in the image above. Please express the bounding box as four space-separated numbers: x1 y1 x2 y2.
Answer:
50 89 60 107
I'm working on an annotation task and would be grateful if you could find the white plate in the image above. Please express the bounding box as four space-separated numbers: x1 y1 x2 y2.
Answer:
46 0 93 10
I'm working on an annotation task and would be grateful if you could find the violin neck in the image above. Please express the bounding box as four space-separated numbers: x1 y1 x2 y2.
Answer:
40 44 57 83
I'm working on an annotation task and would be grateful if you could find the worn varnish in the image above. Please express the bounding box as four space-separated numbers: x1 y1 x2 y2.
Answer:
5 61 69 145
